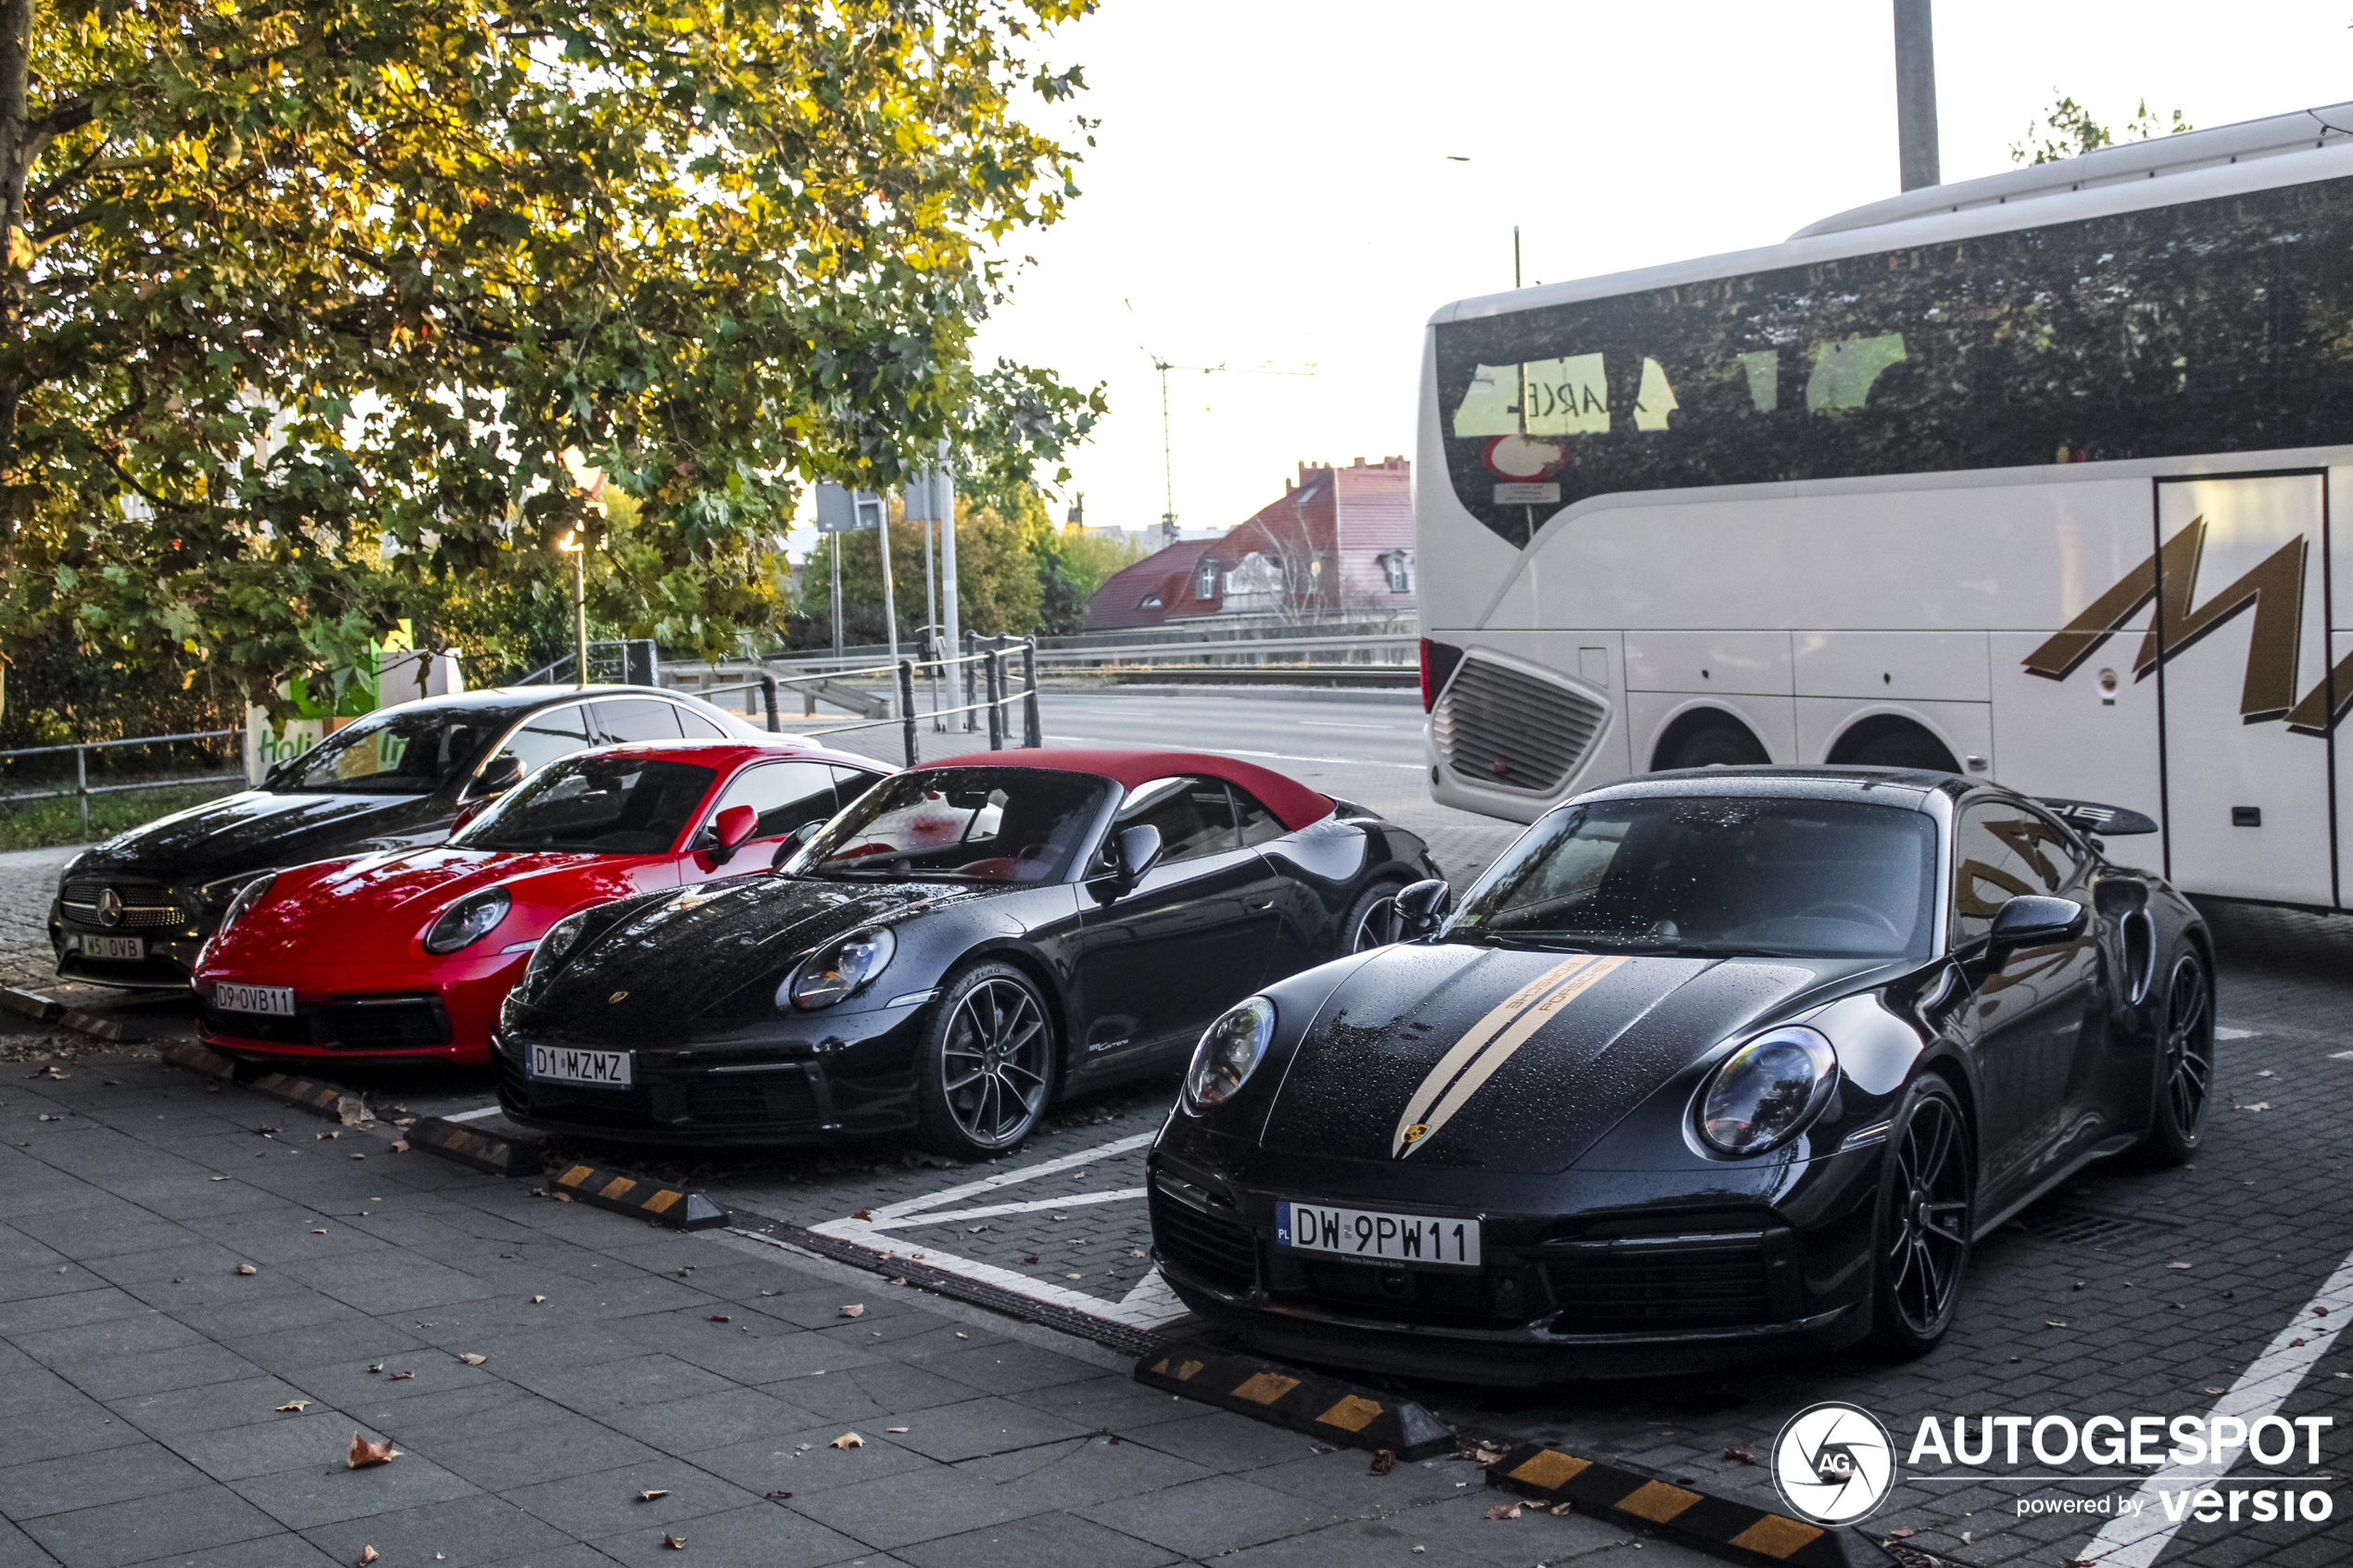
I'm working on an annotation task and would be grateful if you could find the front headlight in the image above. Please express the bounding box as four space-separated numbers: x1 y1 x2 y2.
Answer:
782 929 896 1010
213 873 278 940
1696 1025 1839 1156
1184 996 1277 1111
423 888 511 955
513 909 590 1005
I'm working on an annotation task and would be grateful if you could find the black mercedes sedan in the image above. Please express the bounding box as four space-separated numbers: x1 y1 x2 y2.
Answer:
491 749 1441 1158
52 684 758 989
1149 767 2211 1383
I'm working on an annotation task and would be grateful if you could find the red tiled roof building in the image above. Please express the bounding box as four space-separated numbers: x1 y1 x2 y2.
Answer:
1084 457 1414 630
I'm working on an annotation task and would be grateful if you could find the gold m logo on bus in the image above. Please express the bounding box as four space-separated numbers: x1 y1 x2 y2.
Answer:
2022 516 2352 735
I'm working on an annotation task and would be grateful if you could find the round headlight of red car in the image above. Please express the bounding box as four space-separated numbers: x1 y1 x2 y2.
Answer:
423 888 510 955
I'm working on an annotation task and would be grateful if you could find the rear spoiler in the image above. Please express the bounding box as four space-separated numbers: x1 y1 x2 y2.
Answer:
2037 797 2159 836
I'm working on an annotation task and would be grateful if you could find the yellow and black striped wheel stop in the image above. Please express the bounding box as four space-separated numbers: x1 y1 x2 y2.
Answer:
1487 1441 1876 1567
1135 1348 1453 1461
246 1071 371 1124
158 1041 237 1082
408 1115 540 1178
546 1160 726 1230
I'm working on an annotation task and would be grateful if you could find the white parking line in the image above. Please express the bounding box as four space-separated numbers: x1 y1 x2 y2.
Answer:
441 1105 505 1123
861 1188 1148 1230
810 1131 1182 1330
2077 1242 2353 1565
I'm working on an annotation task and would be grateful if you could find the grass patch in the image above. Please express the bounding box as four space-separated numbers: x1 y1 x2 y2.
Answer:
0 780 245 853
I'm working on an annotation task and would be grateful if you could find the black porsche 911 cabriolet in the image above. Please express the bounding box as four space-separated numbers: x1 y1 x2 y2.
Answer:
491 749 1441 1157
1149 767 2211 1383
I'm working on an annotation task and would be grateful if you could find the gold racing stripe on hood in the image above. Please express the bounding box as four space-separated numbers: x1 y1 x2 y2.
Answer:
1387 955 1596 1159
1392 956 1629 1160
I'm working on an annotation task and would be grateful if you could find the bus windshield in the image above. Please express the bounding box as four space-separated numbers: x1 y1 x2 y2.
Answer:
1445 797 1937 960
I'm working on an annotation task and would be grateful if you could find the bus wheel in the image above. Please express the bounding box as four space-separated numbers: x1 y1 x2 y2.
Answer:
1828 715 1961 772
1651 711 1768 771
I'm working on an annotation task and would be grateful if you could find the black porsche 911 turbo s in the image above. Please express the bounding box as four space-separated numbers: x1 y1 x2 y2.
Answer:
490 748 1442 1158
1149 767 2212 1384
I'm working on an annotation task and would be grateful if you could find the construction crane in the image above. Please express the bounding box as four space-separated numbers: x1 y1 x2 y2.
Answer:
1144 352 1314 543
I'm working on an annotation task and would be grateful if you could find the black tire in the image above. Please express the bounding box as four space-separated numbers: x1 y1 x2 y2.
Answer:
1866 1074 1974 1359
1653 715 1769 771
913 961 1058 1160
2140 945 2213 1165
1341 880 1410 954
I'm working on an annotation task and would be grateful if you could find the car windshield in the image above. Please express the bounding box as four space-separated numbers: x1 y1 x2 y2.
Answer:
454 756 718 855
792 767 1108 884
1445 795 1938 960
273 706 522 795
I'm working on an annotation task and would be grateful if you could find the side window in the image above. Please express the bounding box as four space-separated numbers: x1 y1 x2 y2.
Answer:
831 766 886 813
496 705 596 776
1230 784 1289 847
592 698 684 746
705 761 841 841
1115 775 1240 865
1953 801 2081 944
670 702 730 740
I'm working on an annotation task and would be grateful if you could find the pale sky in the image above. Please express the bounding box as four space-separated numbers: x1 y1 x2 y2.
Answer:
936 0 2353 547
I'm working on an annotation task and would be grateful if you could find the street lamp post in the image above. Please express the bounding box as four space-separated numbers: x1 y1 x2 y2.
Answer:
557 528 587 688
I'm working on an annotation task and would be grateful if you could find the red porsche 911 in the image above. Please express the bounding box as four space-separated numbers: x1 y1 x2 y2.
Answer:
193 737 892 1066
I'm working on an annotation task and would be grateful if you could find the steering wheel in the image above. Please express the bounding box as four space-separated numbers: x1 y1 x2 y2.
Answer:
1798 900 1906 940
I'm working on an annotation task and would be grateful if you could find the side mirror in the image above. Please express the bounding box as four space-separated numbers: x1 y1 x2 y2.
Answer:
1112 823 1164 886
465 755 524 801
1989 895 2088 954
1394 878 1453 936
771 818 824 872
706 804 759 866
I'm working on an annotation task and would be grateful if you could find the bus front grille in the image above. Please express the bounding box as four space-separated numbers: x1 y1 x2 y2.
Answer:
1435 658 1604 793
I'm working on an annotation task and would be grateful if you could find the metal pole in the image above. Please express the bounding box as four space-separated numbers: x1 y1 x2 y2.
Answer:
573 546 588 689
962 628 976 734
74 745 86 841
1894 0 1939 191
985 647 1003 751
1022 638 1041 748
876 502 900 700
898 660 919 768
758 675 780 734
937 438 961 678
830 533 842 659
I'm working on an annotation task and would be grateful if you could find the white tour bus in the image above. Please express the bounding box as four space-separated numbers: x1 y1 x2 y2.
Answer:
1415 102 2353 911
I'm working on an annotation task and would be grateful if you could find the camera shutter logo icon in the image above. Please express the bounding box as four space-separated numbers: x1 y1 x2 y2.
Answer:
1772 1401 1895 1525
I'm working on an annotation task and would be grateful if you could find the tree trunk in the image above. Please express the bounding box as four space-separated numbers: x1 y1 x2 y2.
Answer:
0 0 31 477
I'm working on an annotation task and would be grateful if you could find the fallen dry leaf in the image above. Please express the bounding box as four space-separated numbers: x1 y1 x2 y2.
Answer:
1722 1445 1756 1465
1459 1442 1508 1466
531 1295 547 1304
707 1315 731 1324
886 1277 907 1286
2046 1320 2069 1328
2291 1337 2308 1348
388 1372 413 1382
311 1229 327 1236
276 1400 309 1413
459 1353 486 1366
234 1263 258 1275
2238 1102 2271 1112
1370 1449 1397 1475
1022 1255 1039 1264
1888 1528 1915 1538
346 1433 399 1469
2168 1261 2193 1270
637 1488 669 1502
829 1432 863 1449
662 1533 686 1549
1484 1502 1521 1521
838 1304 864 1319
2207 1386 2227 1394
886 1426 911 1434
850 1209 873 1220
550 1190 573 1203
360 1548 379 1565
389 1141 409 1154
2318 1306 2332 1317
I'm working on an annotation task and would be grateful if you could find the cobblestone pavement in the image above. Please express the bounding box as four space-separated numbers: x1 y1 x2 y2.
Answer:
7 722 2350 1566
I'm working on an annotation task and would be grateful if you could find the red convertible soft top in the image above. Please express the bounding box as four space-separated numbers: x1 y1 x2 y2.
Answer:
924 747 1334 833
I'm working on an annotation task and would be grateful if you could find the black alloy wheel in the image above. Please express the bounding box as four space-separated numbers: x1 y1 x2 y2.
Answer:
1869 1074 1973 1357
1345 882 1409 953
2142 946 2213 1165
915 961 1056 1160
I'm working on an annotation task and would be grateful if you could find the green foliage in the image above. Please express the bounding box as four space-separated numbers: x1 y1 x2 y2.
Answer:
0 0 1104 720
2012 94 2193 167
803 488 1044 641
1050 526 1145 603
